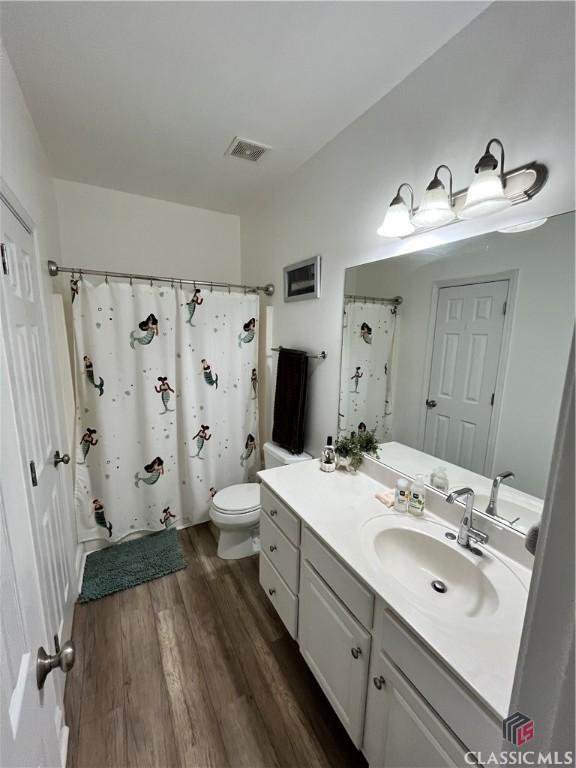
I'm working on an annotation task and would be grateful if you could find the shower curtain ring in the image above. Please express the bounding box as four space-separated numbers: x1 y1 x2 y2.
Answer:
105 274 109 284
129 276 133 287
210 282 213 293
79 269 83 281
228 284 231 294
150 278 153 288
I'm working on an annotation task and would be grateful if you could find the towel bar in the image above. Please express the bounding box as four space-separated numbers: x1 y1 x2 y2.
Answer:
271 346 327 360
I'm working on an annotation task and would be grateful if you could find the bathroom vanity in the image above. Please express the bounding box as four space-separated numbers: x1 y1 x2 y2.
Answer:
257 458 533 767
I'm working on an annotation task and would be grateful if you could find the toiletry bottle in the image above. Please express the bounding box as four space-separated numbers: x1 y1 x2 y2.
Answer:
430 466 449 492
320 436 336 473
408 474 426 516
394 478 410 513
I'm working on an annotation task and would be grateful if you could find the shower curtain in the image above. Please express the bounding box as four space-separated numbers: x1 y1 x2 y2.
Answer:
339 300 398 442
72 279 259 543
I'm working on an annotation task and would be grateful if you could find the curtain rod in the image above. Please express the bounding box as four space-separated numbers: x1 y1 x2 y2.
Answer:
47 260 275 296
345 293 403 306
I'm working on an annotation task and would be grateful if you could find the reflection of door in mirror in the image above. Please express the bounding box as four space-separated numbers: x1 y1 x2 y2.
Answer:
339 299 398 440
423 280 509 475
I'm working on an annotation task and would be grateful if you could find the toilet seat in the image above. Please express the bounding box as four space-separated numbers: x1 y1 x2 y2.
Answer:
212 483 260 515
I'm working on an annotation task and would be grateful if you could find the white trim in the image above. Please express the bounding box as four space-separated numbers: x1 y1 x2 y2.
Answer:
415 270 518 477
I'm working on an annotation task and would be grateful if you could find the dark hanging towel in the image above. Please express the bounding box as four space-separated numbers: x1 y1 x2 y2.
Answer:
272 348 309 454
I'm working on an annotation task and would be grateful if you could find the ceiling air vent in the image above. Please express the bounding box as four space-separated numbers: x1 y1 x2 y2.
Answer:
225 137 270 163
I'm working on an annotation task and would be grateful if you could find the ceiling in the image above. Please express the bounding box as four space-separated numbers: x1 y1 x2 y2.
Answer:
2 2 489 214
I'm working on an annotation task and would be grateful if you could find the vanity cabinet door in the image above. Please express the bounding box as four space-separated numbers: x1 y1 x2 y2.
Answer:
299 562 371 747
364 651 468 768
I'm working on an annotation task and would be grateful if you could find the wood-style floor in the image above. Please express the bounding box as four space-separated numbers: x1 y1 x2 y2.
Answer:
65 525 368 768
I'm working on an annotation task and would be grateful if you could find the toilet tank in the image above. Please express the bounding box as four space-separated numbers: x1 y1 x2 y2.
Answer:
263 441 312 469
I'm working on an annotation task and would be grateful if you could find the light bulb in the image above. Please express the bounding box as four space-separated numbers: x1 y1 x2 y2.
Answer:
412 185 455 227
377 188 415 237
460 169 511 219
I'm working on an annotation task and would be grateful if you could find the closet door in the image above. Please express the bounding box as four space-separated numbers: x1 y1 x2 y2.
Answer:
298 561 370 747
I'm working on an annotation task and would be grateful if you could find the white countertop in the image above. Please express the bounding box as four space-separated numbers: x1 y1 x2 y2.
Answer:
258 459 532 719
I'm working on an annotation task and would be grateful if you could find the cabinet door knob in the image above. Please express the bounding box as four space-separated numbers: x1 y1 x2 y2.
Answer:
269 544 277 552
269 509 277 517
351 647 362 659
268 588 276 596
373 675 386 690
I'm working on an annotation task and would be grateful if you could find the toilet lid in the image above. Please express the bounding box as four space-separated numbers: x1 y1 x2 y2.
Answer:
212 483 260 515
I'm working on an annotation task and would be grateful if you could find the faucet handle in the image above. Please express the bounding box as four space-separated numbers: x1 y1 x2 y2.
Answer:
468 527 489 546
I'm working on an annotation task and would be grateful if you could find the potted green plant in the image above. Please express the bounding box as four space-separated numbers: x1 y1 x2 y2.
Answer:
335 430 379 472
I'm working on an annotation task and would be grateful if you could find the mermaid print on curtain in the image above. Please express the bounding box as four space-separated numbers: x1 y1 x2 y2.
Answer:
73 279 259 544
339 299 398 442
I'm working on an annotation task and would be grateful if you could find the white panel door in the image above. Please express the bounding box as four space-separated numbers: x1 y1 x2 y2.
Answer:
1 198 76 766
423 281 508 474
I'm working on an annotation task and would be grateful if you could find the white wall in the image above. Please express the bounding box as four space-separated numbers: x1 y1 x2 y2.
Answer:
240 2 575 460
351 214 574 498
53 178 241 282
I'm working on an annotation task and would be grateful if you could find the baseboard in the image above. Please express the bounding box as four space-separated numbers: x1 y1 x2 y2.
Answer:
77 550 88 595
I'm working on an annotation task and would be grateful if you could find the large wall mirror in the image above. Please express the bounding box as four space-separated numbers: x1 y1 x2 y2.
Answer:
339 211 574 534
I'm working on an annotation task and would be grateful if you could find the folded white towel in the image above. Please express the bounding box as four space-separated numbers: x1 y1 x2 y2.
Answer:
375 491 395 508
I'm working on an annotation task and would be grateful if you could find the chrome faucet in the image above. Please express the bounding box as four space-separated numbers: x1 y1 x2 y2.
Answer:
446 487 489 550
485 471 515 516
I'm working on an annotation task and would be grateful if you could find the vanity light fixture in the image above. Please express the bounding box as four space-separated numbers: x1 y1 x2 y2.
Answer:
412 165 455 227
377 138 547 238
459 138 512 219
376 183 415 238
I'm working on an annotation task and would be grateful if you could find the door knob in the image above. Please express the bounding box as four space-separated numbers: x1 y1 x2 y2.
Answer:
425 399 437 408
54 451 71 467
373 675 386 690
37 635 76 690
269 545 277 552
351 647 362 659
268 588 276 596
269 509 277 517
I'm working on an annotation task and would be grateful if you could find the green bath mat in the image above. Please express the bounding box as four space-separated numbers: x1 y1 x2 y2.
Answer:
78 528 186 603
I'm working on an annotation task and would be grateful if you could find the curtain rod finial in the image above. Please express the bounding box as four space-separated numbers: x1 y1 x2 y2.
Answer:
263 283 275 297
47 260 59 277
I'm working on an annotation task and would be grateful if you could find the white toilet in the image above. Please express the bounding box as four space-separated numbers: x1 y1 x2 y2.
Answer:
210 441 311 559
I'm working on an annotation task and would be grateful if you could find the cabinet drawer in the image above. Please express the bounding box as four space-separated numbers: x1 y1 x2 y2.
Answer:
260 512 299 593
260 484 300 545
302 526 374 629
259 553 298 638
377 604 501 755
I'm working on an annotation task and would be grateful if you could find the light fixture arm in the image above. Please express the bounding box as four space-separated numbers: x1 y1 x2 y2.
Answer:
392 182 415 213
475 138 506 185
432 164 454 205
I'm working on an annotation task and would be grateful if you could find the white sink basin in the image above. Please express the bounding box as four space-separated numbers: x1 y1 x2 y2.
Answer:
361 514 526 623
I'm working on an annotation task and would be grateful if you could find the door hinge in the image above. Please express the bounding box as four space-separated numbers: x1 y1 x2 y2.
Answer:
1 243 8 275
502 301 507 315
490 393 495 407
29 460 38 487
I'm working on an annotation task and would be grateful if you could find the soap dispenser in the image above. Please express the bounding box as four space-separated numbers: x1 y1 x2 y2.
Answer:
408 474 426 516
320 436 336 473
